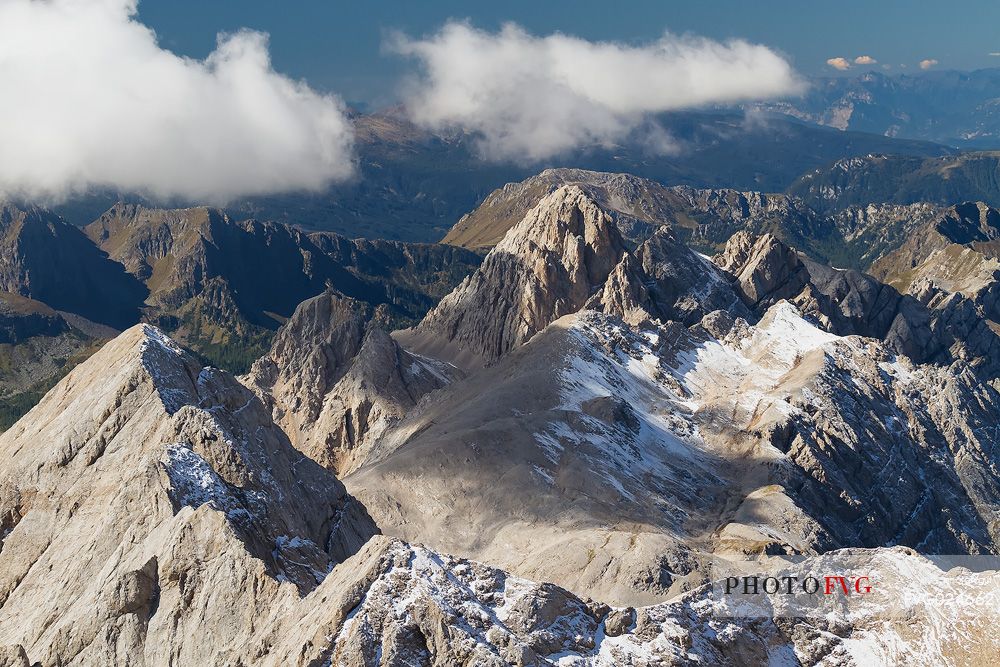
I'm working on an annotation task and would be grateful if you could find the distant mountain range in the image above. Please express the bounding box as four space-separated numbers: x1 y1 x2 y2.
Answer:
787 152 1000 213
752 68 1000 148
33 69 1000 252
0 201 479 428
48 109 951 243
440 167 961 271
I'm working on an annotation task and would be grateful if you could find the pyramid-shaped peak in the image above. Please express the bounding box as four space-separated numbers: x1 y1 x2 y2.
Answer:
401 186 630 367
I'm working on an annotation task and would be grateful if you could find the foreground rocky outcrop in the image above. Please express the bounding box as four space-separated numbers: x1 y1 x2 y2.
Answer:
0 324 375 665
243 539 1000 667
5 324 993 665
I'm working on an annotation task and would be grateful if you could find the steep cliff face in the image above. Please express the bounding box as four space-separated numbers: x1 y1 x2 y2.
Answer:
0 324 375 666
401 186 630 367
0 293 67 344
404 185 753 370
243 291 454 475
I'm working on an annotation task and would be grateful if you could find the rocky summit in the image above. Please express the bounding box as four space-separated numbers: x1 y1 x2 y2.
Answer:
1 176 999 665
243 290 456 476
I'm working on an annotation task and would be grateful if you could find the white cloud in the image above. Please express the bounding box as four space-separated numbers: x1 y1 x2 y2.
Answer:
389 21 804 162
0 0 355 203
826 57 852 71
854 55 877 65
919 58 939 70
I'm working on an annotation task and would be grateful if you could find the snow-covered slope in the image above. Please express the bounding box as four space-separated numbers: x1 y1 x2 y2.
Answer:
349 295 1000 608
251 538 1000 667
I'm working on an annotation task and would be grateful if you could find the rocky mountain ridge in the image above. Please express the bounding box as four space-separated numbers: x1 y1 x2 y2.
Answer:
787 151 1000 215
85 202 482 370
0 323 376 665
243 290 455 475
717 230 1000 377
439 167 984 274
330 187 1000 607
749 67 1000 148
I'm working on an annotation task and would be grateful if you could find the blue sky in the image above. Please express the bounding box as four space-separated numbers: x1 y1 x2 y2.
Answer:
138 0 1000 106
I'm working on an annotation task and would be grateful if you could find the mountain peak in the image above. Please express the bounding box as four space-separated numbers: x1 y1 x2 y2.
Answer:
243 290 455 474
401 185 628 367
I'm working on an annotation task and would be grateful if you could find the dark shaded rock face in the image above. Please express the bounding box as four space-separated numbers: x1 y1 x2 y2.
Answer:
0 203 146 329
79 203 481 372
636 227 752 325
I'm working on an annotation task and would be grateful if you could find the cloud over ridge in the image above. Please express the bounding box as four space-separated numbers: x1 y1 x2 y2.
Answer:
0 0 355 203
390 21 804 162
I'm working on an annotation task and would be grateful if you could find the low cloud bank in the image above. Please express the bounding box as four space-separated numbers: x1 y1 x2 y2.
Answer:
0 0 355 203
390 22 804 162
